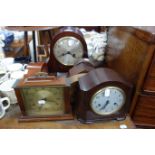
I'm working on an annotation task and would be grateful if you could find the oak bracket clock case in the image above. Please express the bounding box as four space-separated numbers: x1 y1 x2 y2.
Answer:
47 26 88 73
14 69 73 122
76 67 133 123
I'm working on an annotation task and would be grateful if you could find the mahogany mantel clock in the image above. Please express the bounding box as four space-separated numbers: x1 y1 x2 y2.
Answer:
14 74 73 122
76 68 133 123
48 26 88 73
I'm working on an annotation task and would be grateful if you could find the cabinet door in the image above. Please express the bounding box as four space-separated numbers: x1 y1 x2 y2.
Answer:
132 94 155 127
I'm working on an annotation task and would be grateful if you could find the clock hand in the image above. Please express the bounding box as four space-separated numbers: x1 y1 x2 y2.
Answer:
72 53 76 58
58 51 72 57
100 100 110 110
58 51 77 59
38 98 60 105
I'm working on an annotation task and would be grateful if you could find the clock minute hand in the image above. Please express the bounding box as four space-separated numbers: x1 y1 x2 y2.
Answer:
100 100 110 110
58 51 77 59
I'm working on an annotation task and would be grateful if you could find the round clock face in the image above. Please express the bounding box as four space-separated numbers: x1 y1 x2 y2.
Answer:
90 86 126 115
53 36 84 66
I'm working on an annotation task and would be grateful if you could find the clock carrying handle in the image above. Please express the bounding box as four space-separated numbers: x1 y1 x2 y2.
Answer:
25 72 56 82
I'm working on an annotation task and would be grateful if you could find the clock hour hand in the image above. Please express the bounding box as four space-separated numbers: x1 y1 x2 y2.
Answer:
100 100 110 110
58 51 71 57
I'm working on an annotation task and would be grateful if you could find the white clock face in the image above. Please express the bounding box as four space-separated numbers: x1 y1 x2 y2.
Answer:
90 86 126 115
53 36 84 66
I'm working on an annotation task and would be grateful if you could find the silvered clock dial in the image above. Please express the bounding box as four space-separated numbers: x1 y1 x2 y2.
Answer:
90 86 126 115
53 36 84 66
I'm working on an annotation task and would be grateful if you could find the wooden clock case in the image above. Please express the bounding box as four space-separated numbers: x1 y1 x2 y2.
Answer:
47 26 88 73
76 67 133 123
69 59 95 76
14 62 74 122
66 61 95 113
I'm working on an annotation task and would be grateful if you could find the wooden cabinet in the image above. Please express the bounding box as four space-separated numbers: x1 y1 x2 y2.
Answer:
106 26 155 128
143 52 155 92
132 94 155 127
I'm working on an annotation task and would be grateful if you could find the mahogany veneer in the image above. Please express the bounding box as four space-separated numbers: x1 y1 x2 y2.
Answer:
106 26 155 128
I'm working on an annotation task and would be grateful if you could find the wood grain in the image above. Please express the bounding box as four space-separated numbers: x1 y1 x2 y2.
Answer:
132 94 155 126
106 26 155 128
106 27 149 85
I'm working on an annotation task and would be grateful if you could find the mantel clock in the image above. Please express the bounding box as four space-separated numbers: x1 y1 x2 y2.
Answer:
14 74 73 122
76 68 133 123
48 26 88 73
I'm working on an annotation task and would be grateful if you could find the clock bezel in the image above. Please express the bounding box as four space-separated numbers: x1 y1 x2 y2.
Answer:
90 86 126 116
53 36 85 66
48 27 88 73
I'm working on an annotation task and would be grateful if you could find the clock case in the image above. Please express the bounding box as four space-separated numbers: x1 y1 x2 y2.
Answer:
47 27 88 73
69 60 94 77
14 63 73 122
76 68 133 123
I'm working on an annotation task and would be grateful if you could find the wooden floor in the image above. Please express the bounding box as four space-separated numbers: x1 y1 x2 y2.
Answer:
0 105 135 129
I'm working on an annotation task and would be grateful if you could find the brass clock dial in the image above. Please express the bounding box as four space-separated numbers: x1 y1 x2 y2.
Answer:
53 36 84 66
90 86 126 115
21 87 65 116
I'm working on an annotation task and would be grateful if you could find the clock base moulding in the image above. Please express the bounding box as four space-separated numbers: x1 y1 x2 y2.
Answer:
77 112 127 124
18 114 74 122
